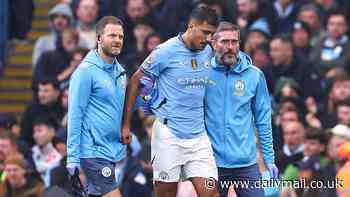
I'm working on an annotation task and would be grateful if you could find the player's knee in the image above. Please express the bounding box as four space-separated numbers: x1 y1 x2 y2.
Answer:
154 181 178 193
103 188 122 197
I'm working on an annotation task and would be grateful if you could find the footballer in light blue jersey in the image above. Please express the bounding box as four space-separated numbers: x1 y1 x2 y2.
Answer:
121 6 219 197
140 34 213 139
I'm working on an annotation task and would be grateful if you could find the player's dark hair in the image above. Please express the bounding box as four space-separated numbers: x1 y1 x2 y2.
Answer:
189 5 219 27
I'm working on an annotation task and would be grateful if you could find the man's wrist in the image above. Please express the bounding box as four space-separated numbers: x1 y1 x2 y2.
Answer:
67 162 80 168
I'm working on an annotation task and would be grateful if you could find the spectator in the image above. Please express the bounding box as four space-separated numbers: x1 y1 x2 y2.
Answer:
277 98 304 118
325 125 350 194
276 121 305 173
0 131 35 175
0 153 44 197
329 124 350 144
8 0 34 42
33 28 80 92
32 116 62 186
198 0 223 21
336 142 350 197
140 32 162 60
32 3 73 67
283 128 329 182
317 75 350 128
273 105 304 152
125 0 150 22
244 23 270 56
133 22 155 53
119 0 152 58
263 34 323 101
273 77 303 104
0 114 19 136
297 3 326 48
121 32 162 77
0 131 19 174
75 0 98 49
272 0 300 34
335 98 350 126
296 155 327 196
236 0 274 40
20 78 64 146
148 0 195 40
310 11 350 76
56 48 89 88
120 22 156 71
314 0 341 14
251 43 270 69
292 20 312 60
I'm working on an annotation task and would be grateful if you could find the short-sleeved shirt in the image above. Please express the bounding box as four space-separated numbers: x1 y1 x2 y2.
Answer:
140 34 213 139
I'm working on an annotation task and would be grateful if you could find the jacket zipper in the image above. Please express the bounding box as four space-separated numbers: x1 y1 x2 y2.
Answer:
223 68 229 161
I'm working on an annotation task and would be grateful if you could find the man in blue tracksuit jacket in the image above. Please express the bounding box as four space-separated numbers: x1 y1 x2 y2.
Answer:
204 22 278 197
67 16 127 197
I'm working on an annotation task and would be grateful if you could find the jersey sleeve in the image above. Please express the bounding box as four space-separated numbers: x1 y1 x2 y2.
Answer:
140 47 167 77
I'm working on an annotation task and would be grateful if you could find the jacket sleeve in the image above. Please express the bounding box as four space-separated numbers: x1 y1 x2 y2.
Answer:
140 47 167 78
252 72 275 165
67 65 92 165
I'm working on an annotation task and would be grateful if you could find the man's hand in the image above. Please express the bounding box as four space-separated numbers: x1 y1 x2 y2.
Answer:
67 163 87 197
121 126 132 145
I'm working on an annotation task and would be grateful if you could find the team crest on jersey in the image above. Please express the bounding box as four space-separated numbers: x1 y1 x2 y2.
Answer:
233 80 245 96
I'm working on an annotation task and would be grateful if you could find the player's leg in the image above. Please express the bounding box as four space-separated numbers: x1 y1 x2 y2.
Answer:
151 118 183 197
191 177 218 197
177 181 199 197
154 181 178 197
183 134 219 197
103 188 122 197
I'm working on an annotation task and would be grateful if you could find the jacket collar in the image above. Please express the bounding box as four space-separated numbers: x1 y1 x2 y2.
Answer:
83 50 124 74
